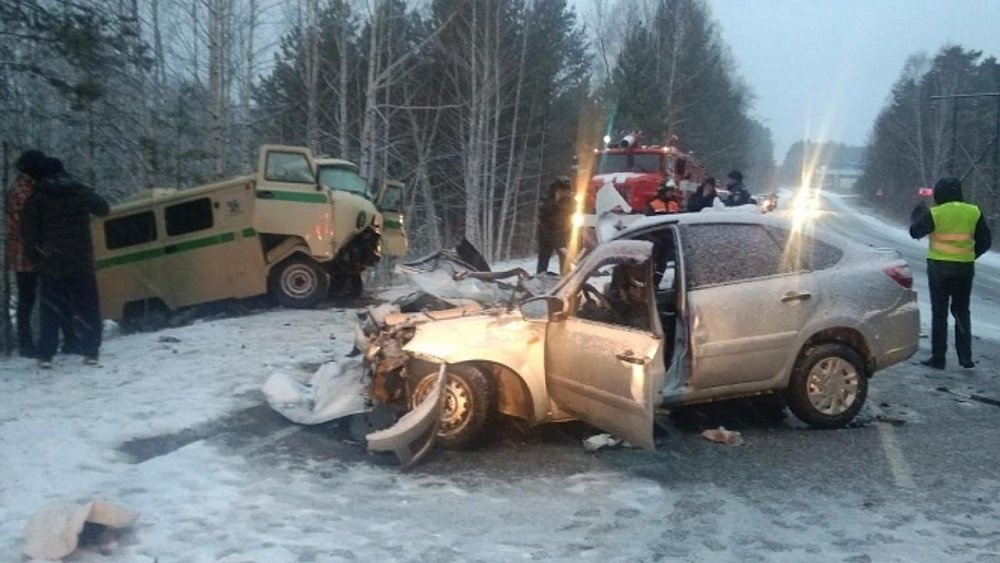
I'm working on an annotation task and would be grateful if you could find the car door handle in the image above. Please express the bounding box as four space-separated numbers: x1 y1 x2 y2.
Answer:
781 291 812 303
615 350 647 365
257 190 275 199
164 244 179 255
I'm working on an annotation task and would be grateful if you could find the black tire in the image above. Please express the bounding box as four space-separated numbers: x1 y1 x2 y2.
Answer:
121 300 170 333
409 364 497 449
786 343 869 429
268 255 329 309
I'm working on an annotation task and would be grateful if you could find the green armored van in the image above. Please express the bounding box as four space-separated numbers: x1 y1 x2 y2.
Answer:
92 145 406 330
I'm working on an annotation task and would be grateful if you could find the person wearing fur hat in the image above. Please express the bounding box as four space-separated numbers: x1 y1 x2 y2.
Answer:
20 157 109 368
909 176 992 369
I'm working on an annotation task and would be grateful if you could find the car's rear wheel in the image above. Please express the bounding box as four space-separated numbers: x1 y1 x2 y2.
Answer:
409 364 496 449
787 343 868 429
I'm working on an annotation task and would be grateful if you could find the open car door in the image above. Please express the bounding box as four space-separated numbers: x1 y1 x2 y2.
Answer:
376 180 407 258
544 240 664 449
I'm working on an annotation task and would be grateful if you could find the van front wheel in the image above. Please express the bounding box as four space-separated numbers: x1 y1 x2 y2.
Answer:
269 256 329 309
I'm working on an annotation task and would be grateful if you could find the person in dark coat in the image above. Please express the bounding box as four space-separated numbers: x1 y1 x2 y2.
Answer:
536 176 574 274
20 157 110 367
687 177 719 212
723 170 754 207
6 151 82 359
909 176 992 369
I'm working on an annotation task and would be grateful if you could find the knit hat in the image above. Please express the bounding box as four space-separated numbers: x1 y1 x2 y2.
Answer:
933 177 963 204
15 150 46 179
37 156 65 179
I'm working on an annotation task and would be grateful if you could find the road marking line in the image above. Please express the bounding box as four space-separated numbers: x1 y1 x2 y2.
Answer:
876 420 916 489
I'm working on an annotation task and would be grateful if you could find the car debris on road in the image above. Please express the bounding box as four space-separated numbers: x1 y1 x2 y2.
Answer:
700 427 744 446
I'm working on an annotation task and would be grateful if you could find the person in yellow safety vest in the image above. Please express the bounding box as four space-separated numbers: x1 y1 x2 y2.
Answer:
909 176 992 369
645 181 680 215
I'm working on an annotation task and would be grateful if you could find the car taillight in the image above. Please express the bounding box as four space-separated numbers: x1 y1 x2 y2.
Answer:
883 261 913 289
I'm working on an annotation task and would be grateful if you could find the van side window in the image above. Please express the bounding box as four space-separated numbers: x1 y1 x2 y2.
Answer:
166 198 214 237
265 152 314 184
105 211 157 250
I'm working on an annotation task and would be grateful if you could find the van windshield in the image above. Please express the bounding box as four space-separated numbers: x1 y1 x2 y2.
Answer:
318 166 372 199
596 153 662 174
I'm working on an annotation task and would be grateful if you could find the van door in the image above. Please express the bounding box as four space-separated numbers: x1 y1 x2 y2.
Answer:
376 180 407 258
218 182 268 298
256 145 318 190
93 209 161 321
544 240 664 449
255 146 334 260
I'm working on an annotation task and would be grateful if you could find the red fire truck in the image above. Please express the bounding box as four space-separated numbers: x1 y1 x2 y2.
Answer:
584 132 707 213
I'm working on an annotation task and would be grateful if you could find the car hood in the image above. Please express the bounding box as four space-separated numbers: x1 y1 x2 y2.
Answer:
402 309 542 365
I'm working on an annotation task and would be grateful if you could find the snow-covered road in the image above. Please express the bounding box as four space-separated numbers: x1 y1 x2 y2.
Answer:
2 194 999 562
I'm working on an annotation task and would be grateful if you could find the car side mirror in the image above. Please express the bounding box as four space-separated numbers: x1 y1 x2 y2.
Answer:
520 296 563 322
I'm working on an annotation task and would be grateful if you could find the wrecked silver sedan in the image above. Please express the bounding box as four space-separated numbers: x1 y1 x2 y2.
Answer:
362 211 920 466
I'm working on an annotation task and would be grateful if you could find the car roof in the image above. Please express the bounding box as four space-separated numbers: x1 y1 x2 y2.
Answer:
612 208 784 238
610 208 867 257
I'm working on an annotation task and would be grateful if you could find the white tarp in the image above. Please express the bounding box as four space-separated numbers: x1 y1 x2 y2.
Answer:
23 499 140 560
262 359 369 425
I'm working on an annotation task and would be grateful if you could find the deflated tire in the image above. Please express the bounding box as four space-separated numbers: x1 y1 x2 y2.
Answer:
409 364 497 449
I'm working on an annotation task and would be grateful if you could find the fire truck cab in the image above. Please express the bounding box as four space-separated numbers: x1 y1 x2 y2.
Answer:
585 133 706 214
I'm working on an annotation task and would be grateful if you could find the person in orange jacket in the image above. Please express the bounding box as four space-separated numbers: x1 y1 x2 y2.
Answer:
645 180 680 215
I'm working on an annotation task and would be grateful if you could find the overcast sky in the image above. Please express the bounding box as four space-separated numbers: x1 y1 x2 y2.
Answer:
707 0 1000 161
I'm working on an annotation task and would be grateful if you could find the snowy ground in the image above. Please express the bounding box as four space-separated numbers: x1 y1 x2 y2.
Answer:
1 195 999 561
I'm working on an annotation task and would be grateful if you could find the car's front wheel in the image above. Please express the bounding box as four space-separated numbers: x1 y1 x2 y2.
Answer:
409 364 497 449
786 343 868 429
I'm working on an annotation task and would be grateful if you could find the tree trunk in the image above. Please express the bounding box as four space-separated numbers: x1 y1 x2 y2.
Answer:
304 0 320 152
241 0 257 169
208 0 227 178
359 2 382 181
338 10 350 157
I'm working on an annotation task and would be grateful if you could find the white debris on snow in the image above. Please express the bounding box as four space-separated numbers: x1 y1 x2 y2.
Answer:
582 433 623 452
23 499 139 560
262 359 369 425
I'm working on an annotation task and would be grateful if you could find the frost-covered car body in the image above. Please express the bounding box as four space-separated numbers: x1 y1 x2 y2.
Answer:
369 212 919 465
